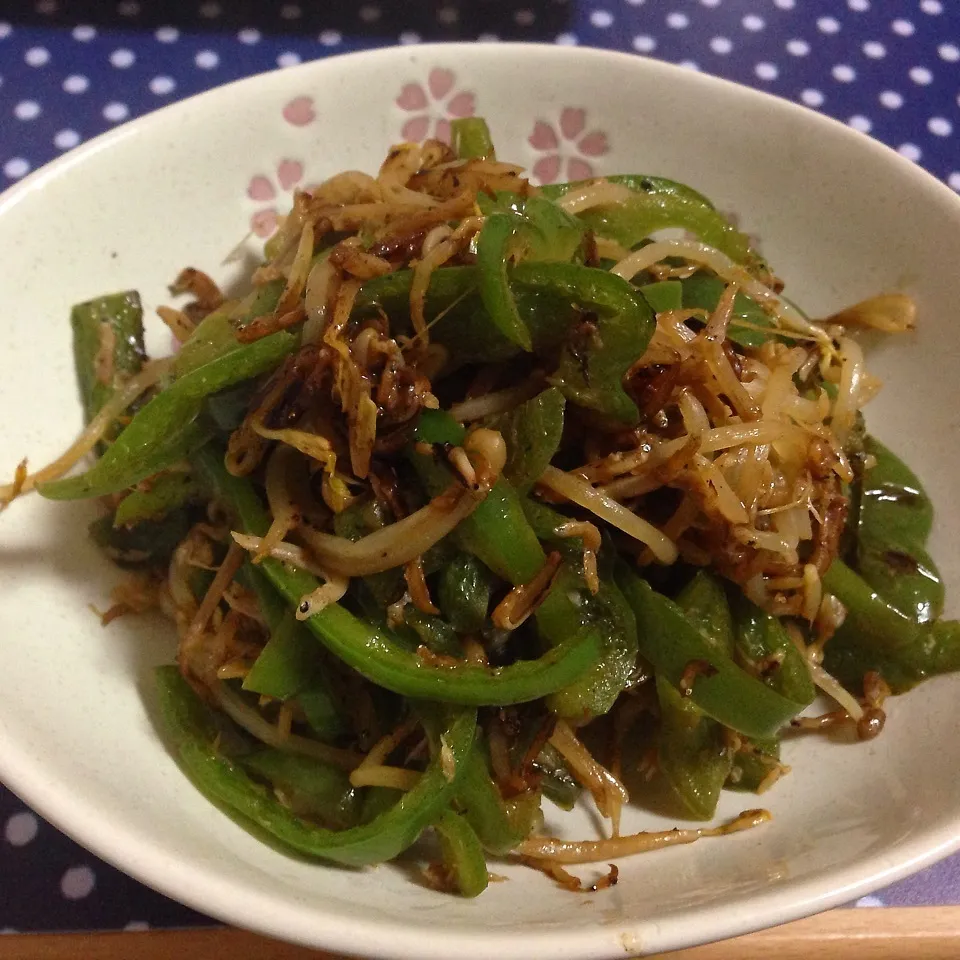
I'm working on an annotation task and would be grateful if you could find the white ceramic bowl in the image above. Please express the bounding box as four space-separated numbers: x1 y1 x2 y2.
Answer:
1 43 959 960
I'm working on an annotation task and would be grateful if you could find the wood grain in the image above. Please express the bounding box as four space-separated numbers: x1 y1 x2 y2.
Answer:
0 910 958 960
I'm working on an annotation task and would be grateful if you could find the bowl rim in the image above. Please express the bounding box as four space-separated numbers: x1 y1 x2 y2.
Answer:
2 40 960 960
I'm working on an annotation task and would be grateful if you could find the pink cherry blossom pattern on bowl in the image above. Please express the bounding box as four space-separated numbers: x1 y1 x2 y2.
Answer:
527 108 610 184
395 67 476 144
282 96 316 127
247 158 304 237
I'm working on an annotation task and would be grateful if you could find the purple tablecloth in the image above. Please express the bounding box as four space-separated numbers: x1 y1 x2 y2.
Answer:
2 0 959 933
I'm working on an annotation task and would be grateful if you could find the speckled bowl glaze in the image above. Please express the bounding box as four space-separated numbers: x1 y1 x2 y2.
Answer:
1 44 959 960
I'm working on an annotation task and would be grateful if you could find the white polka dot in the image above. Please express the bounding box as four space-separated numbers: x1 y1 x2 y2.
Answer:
773 0 795 9
879 89 903 108
123 922 150 932
678 60 699 71
359 4 380 22
626 0 645 4
436 6 458 23
832 64 856 82
237 28 260 44
710 36 733 54
54 128 80 149
891 18 915 36
72 24 96 41
590 10 613 27
277 51 301 68
742 14 765 31
0 22 11 39
855 895 885 908
476 32 499 41
198 2 221 17
514 9 535 25
155 26 178 42
699 0 720 6
910 66 933 84
280 3 301 18
36 0 57 13
817 16 841 33
195 50 219 69
103 102 129 122
862 40 885 58
939 43 959 62
110 48 135 68
319 29 341 45
117 0 140 14
755 62 778 80
920 0 942 13
14 100 41 120
928 116 953 136
632 34 656 53
24 46 50 66
555 32 577 45
898 142 921 161
3 158 29 179
149 75 175 95
399 30 422 44
948 172 960 191
666 12 690 28
801 88 825 107
848 114 872 132
4 812 38 846
60 865 96 900
62 74 89 93
786 38 810 55
847 0 869 10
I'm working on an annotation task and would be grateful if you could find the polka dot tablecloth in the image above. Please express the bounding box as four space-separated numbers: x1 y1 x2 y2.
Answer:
2 0 960 935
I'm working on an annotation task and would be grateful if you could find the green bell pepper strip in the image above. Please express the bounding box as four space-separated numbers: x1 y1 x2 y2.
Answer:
450 117 496 160
240 748 361 830
655 574 735 821
89 509 190 568
192 445 601 705
333 498 405 606
726 738 780 793
476 213 535 351
402 608 463 658
539 174 751 263
487 387 565 493
71 291 146 432
437 553 494 635
822 559 960 693
855 437 943 624
678 273 776 348
40 331 296 501
174 279 285 377
114 472 201 527
655 675 731 821
534 743 582 811
435 809 489 897
729 590 815 705
522 499 639 719
532 263 652 424
414 407 470 446
639 280 683 314
409 425 547 585
616 567 807 739
455 740 538 855
155 665 476 866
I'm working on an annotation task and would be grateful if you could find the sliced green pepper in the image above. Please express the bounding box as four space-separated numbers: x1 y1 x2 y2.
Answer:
438 553 495 634
540 174 751 262
679 273 776 348
639 280 683 314
193 445 601 705
450 117 496 160
40 331 295 500
88 509 190 567
435 809 489 897
114 472 200 527
476 213 535 350
488 387 565 493
855 437 943 624
71 291 146 435
155 665 476 866
616 567 807 739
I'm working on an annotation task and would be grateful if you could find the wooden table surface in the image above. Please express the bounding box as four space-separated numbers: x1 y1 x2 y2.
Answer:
1 909 958 960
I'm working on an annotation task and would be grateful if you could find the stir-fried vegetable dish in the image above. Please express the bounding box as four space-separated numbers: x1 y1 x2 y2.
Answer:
4 117 957 895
